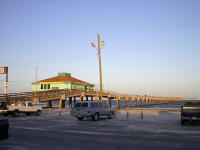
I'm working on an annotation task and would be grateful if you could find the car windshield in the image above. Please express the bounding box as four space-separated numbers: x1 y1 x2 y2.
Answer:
74 103 81 107
184 102 200 107
28 103 33 106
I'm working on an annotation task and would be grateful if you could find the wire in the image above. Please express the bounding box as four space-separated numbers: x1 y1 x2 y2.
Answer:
0 80 33 83
7 53 96 67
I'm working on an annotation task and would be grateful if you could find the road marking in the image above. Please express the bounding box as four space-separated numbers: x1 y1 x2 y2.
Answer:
64 130 118 136
13 127 48 131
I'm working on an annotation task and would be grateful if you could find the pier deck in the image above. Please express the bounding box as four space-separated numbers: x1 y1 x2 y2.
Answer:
0 90 184 109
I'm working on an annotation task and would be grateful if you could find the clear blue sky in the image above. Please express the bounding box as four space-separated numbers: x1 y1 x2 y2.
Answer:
0 0 199 98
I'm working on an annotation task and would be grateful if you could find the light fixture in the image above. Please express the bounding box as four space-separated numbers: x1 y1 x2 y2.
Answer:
101 41 105 46
91 42 96 48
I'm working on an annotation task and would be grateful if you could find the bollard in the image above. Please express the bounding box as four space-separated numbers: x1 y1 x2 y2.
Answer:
141 110 143 119
106 97 109 107
48 107 52 114
126 111 129 119
69 104 72 110
59 110 61 116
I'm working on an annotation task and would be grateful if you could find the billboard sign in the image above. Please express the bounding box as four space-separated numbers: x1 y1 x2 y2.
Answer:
0 67 8 74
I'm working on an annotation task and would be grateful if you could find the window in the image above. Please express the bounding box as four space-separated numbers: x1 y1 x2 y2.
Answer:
44 84 47 89
90 103 97 108
28 103 33 106
74 103 81 107
48 84 50 89
41 84 43 89
82 103 88 107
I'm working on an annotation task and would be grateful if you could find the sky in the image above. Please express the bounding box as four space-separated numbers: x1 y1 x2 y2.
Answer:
0 0 199 98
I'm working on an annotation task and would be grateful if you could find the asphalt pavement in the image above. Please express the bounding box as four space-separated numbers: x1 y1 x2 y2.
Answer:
0 109 200 150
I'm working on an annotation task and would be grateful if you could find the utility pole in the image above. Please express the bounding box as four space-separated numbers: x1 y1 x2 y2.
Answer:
35 65 38 82
91 33 105 102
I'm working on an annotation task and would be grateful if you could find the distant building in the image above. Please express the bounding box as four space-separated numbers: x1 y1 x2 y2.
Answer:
32 72 94 92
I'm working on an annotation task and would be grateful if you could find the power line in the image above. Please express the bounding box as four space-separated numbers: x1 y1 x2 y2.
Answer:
7 53 96 67
0 80 33 83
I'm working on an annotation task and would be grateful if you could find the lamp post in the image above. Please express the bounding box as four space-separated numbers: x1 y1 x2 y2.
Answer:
91 33 105 102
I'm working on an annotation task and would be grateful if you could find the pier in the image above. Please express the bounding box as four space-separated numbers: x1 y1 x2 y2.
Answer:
0 89 184 109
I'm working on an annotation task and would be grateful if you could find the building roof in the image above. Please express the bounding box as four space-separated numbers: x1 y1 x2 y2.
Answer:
37 73 91 85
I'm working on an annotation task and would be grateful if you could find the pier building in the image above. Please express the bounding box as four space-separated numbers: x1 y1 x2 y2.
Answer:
32 72 94 92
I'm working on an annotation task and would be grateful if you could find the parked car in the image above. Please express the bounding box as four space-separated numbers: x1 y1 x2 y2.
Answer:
181 101 200 125
2 101 42 117
0 102 8 115
70 101 115 121
0 118 9 140
0 102 7 110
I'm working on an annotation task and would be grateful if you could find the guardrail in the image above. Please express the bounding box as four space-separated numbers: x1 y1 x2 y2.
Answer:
0 89 185 107
0 89 92 102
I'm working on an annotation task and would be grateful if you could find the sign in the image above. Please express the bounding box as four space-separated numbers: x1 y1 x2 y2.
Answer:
0 67 8 74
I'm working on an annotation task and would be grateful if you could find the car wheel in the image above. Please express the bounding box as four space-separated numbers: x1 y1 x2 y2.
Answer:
108 112 114 119
191 120 197 124
13 110 19 117
3 113 8 117
93 113 99 121
181 119 185 125
77 117 83 121
36 110 41 116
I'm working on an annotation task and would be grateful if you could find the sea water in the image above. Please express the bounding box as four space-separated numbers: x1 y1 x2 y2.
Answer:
38 99 187 109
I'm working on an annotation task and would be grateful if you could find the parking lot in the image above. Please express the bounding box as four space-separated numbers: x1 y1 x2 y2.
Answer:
0 109 200 150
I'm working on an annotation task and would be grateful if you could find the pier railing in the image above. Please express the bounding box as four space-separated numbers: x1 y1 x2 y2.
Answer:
0 89 184 109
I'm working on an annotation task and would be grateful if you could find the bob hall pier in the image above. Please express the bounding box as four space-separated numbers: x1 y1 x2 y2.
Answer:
0 70 185 109
0 89 184 110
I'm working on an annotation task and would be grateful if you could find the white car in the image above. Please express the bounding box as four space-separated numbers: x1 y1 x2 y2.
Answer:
3 101 42 117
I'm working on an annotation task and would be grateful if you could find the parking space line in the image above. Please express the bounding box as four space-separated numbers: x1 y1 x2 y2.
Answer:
13 127 48 131
63 130 119 136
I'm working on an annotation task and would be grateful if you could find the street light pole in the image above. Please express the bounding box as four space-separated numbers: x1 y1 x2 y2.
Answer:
91 33 105 102
97 33 103 102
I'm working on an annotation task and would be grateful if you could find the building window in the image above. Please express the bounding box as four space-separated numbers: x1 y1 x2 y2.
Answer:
41 84 43 89
48 84 50 89
28 103 33 106
44 84 47 89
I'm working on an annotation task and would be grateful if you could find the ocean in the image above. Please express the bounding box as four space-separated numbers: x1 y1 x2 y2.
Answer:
38 99 190 109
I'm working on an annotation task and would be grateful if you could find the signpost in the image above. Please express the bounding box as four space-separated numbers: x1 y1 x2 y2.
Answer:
0 67 8 103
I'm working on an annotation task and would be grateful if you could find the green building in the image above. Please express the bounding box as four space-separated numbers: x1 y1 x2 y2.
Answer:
32 72 94 92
